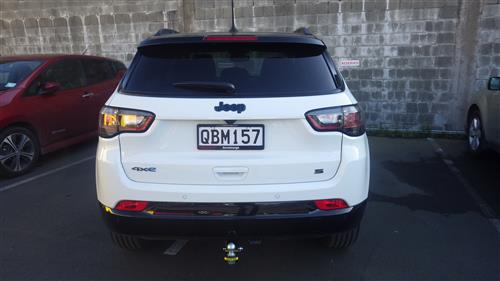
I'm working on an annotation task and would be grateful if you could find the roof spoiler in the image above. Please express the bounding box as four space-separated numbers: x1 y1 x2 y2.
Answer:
153 27 312 38
154 28 179 36
294 27 314 36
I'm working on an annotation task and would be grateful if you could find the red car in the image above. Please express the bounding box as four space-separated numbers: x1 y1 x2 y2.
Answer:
0 54 126 177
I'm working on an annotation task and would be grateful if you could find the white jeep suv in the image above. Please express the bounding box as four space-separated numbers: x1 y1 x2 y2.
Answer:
96 30 370 250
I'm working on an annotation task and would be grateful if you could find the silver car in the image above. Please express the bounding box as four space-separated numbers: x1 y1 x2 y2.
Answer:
466 77 500 154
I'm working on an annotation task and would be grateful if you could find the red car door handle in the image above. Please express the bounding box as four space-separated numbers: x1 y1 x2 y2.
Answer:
81 92 95 98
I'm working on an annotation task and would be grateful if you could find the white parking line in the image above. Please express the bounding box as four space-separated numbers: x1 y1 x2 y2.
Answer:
0 156 95 193
427 138 500 235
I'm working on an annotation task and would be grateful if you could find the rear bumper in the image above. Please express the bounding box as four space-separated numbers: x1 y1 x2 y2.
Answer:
96 134 370 207
101 200 366 239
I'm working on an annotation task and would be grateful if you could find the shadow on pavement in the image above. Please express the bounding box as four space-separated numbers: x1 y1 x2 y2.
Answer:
370 157 479 215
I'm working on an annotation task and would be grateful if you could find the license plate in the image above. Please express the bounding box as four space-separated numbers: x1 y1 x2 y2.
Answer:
197 125 264 150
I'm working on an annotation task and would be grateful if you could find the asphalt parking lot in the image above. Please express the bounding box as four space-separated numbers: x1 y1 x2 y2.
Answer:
0 137 499 280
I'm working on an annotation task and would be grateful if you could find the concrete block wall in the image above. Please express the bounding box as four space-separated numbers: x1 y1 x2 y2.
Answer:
0 0 181 63
1 0 499 132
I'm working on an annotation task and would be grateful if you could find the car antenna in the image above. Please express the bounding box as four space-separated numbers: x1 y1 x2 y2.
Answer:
229 0 238 33
81 47 88 55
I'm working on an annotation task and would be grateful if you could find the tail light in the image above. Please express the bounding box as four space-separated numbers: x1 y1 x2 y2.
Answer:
314 199 349 211
115 200 149 212
305 105 365 136
99 106 155 138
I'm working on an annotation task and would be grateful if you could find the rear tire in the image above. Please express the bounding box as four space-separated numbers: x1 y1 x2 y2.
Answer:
110 232 147 250
321 226 360 249
0 127 40 178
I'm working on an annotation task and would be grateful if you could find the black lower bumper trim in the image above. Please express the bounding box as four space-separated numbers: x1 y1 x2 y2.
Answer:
101 200 366 239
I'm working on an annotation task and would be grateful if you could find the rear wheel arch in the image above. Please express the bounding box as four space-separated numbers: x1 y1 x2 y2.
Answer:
467 104 480 119
466 105 481 130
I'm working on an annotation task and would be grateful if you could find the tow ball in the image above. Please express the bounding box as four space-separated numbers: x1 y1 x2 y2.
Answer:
223 242 243 265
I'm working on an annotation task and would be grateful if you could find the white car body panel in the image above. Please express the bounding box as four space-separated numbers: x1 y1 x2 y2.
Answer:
96 86 370 208
96 133 370 208
112 92 356 185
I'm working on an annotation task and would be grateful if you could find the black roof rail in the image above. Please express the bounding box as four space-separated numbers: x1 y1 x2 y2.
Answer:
154 28 179 36
294 27 314 36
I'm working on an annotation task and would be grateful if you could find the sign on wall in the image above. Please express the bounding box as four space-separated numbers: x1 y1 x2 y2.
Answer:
340 59 360 67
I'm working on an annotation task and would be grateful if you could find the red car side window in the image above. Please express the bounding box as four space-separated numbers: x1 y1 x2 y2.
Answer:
27 59 85 95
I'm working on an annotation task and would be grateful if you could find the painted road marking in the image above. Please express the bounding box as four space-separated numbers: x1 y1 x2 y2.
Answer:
427 138 500 234
164 240 188 256
0 156 95 193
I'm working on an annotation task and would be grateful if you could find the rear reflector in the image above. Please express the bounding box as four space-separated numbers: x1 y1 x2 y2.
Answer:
204 35 257 41
115 200 149 212
314 199 349 211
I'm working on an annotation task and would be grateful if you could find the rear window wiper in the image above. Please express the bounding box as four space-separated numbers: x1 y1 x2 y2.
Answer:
173 81 236 94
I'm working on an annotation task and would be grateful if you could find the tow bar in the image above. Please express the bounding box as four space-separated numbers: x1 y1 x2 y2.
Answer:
223 242 243 265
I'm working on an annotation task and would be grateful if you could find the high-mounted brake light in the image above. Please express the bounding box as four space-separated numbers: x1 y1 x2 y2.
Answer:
204 35 257 41
305 105 365 136
99 106 155 138
115 200 149 212
314 199 349 211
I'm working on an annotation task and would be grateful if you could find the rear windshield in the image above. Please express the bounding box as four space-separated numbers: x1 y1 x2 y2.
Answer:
123 43 339 98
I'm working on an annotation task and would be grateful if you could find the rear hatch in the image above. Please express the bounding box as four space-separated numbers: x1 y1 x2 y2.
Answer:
115 36 351 185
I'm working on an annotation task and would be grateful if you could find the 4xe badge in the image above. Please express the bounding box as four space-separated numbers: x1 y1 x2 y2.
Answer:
214 102 246 114
132 167 156 172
